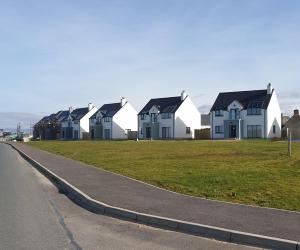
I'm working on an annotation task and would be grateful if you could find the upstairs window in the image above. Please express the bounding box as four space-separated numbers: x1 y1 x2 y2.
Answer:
247 101 262 115
247 108 262 115
161 113 171 119
140 114 147 120
215 110 223 117
104 117 111 122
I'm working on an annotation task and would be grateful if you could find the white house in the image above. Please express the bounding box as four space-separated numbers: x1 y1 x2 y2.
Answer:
89 98 137 140
138 91 201 139
61 103 97 140
210 83 281 139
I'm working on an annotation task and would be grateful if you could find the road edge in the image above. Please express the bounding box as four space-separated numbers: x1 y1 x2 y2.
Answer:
6 142 299 250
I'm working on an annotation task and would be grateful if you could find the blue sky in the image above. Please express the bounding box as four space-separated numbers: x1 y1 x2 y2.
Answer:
1 0 300 129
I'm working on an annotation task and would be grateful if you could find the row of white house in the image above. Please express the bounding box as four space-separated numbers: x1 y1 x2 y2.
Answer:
36 83 282 140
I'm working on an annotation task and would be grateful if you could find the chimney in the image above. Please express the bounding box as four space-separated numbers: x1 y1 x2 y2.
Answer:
88 103 94 111
121 97 127 107
69 106 74 113
267 83 272 94
294 109 299 116
181 90 187 101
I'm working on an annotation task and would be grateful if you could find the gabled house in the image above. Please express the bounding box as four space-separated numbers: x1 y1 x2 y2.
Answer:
61 103 97 140
33 110 69 140
210 83 281 139
284 109 300 140
89 98 137 140
138 91 201 139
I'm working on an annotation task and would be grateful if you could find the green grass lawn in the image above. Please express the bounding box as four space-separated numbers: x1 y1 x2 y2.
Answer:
28 140 300 211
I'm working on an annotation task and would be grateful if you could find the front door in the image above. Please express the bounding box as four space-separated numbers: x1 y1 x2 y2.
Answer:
146 127 151 139
230 125 237 138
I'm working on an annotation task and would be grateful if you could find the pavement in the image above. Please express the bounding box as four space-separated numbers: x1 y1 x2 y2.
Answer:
0 143 260 250
6 142 300 243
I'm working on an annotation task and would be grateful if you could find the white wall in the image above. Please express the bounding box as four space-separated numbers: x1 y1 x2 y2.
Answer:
79 106 98 139
174 96 201 139
266 91 282 138
112 102 138 139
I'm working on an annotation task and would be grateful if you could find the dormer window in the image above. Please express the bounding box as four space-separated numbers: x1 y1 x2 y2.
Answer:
161 113 171 119
247 101 263 115
104 117 111 122
215 110 223 117
151 113 158 122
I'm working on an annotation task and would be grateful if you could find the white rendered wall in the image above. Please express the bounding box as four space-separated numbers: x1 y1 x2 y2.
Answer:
112 102 138 139
79 107 98 139
174 96 201 139
266 91 281 138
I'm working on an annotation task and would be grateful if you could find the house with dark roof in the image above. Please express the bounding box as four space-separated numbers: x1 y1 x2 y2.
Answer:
89 98 137 140
138 91 201 139
210 83 281 139
60 103 97 140
33 110 69 140
284 109 300 140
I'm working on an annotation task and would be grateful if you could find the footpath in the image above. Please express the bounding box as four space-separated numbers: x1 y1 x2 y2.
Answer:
7 142 300 249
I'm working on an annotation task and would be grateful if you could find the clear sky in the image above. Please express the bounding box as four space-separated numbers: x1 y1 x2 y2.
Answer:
1 0 300 129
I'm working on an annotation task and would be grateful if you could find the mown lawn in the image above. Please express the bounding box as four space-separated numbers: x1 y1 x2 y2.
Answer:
28 140 300 211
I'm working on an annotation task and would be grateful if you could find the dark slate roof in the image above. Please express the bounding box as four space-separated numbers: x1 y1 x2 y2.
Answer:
285 115 300 129
201 114 210 126
210 89 272 112
138 96 183 115
91 103 122 119
70 107 89 121
56 110 69 122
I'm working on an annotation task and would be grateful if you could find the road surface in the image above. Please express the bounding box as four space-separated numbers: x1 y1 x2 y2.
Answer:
0 143 259 250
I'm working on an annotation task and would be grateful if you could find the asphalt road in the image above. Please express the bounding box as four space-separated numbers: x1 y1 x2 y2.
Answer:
0 143 260 249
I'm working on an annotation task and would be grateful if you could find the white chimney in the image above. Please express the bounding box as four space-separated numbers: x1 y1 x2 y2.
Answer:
181 90 187 101
69 106 74 113
267 83 272 94
121 97 127 107
88 103 94 111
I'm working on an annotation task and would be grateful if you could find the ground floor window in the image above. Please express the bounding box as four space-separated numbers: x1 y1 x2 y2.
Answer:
247 125 262 138
162 127 171 138
215 126 224 134
186 127 191 134
74 130 79 139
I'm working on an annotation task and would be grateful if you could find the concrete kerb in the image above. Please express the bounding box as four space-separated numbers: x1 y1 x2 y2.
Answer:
7 142 299 250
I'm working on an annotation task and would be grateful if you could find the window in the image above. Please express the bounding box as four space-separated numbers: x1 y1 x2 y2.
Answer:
215 126 224 134
104 117 111 122
273 125 276 134
96 117 102 124
247 108 262 115
230 109 240 119
186 127 191 134
247 125 262 138
140 128 143 134
162 127 171 138
161 113 171 119
215 110 223 117
151 113 158 122
247 101 262 115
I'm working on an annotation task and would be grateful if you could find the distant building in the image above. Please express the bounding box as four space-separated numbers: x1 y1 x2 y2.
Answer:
284 109 300 140
89 98 137 140
0 129 3 137
60 103 97 140
210 83 281 139
138 91 201 139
